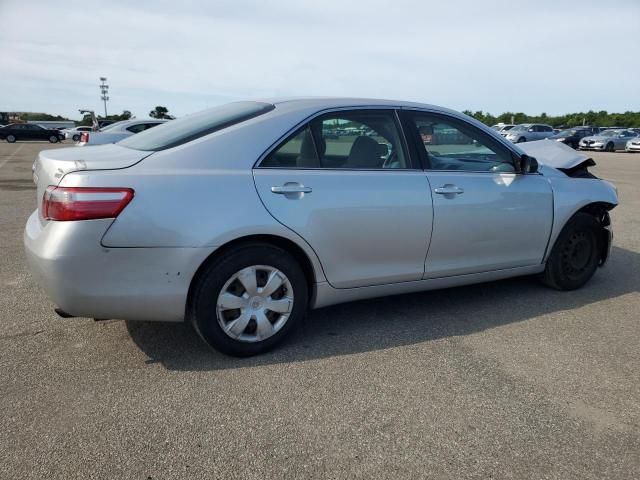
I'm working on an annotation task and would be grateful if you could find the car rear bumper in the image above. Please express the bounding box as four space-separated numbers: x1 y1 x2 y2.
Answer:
24 210 213 322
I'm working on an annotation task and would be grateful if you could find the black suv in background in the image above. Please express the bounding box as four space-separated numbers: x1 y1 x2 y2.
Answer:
0 123 65 143
548 126 600 149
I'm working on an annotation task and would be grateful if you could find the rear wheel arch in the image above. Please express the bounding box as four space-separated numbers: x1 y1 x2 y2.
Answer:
186 234 318 316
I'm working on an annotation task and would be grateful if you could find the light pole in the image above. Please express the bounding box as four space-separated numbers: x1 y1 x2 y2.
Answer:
99 77 109 117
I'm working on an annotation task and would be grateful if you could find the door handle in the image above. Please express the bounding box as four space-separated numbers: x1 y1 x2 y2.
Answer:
434 185 464 195
271 184 312 194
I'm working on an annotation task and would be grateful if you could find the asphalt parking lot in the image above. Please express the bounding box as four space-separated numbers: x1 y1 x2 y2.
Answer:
1 141 639 479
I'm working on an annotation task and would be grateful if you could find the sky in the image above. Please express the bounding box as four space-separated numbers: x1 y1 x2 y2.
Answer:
0 0 638 120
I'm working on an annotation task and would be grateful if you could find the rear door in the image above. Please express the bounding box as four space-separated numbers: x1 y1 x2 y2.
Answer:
402 110 553 278
253 109 433 289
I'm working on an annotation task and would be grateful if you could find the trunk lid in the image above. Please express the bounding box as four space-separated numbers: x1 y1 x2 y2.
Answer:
33 143 152 218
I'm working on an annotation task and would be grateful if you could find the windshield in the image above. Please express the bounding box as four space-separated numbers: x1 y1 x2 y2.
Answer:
118 101 275 151
600 130 618 137
510 125 529 132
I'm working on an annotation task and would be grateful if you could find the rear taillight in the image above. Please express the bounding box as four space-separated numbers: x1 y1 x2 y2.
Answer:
42 186 134 221
80 132 89 143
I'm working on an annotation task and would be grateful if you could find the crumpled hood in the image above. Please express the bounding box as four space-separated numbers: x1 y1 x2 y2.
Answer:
517 140 591 170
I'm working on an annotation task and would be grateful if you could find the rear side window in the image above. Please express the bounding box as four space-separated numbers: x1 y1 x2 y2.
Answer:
118 101 275 151
261 127 320 168
126 124 147 133
259 109 409 169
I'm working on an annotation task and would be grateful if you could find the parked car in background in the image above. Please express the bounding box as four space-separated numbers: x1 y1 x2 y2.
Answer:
62 126 93 142
548 127 599 149
0 123 65 143
579 129 638 152
625 137 640 153
503 124 555 143
491 123 516 133
25 98 617 356
77 119 167 146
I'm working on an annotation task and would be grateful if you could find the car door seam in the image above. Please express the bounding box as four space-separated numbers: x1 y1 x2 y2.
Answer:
249 169 332 285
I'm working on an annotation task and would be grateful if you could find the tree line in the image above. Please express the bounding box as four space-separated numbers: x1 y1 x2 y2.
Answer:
15 106 174 126
461 110 640 128
16 107 640 128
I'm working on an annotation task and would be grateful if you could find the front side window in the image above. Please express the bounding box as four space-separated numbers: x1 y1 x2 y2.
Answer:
408 112 515 173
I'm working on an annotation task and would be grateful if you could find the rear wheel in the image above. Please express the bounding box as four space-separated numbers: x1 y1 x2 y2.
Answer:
541 213 602 290
6 134 16 143
189 243 308 356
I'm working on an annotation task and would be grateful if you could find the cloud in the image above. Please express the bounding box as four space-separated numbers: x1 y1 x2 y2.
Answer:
1 0 638 119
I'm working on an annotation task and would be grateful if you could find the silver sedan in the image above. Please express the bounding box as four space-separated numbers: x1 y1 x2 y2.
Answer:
25 98 618 356
579 129 638 152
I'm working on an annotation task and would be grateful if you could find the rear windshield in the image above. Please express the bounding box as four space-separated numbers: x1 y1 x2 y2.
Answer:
118 101 275 151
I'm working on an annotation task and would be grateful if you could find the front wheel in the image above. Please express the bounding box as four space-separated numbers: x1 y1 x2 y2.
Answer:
48 135 59 143
541 213 602 290
6 134 16 143
189 243 308 356
72 134 80 142
517 137 526 143
606 142 615 152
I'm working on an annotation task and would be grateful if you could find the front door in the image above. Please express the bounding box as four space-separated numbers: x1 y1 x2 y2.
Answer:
253 109 433 289
403 111 554 278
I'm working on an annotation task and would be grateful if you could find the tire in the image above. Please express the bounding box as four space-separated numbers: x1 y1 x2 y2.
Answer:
541 213 602 291
48 135 59 143
517 137 526 143
6 134 16 143
189 243 308 356
72 134 80 142
606 142 614 152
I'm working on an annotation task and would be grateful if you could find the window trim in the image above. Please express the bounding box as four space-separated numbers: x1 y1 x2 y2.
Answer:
400 109 523 174
255 107 421 171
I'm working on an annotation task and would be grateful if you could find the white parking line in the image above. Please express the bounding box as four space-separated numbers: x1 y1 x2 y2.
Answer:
0 144 25 170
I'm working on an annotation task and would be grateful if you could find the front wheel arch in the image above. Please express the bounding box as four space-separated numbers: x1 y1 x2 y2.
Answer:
576 203 614 265
551 203 614 267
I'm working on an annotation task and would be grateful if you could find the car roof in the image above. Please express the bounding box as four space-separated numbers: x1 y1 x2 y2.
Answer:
258 96 464 117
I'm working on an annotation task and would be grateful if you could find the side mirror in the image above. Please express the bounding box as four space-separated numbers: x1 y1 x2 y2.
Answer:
520 155 539 174
528 128 535 132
